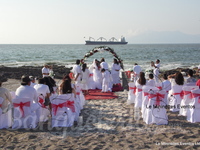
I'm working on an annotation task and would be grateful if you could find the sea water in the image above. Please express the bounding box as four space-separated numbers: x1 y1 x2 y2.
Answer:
0 44 200 71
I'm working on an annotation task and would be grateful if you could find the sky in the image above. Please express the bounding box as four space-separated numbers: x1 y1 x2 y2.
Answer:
0 0 200 44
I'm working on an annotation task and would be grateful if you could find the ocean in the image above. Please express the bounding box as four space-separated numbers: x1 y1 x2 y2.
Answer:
0 44 200 71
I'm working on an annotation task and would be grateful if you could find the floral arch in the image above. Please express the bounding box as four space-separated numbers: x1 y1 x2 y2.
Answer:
82 46 124 70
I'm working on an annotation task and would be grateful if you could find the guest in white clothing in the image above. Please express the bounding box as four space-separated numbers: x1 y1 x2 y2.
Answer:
111 58 121 85
133 63 141 82
101 69 111 92
15 75 38 103
81 63 90 94
162 74 171 92
34 78 50 100
100 58 109 70
72 59 82 84
29 76 36 87
146 73 156 87
42 64 49 77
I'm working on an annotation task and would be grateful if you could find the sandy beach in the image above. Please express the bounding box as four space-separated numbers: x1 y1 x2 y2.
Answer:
1 77 200 150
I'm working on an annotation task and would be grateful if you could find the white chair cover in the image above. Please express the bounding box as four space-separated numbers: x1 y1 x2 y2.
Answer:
36 95 50 122
168 85 183 112
187 89 200 123
144 90 168 125
134 85 143 108
127 82 136 104
179 86 199 116
75 83 86 110
50 94 76 127
12 98 38 129
0 97 12 129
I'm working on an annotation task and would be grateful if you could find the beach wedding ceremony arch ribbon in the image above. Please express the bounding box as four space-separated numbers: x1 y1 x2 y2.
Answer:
82 46 124 70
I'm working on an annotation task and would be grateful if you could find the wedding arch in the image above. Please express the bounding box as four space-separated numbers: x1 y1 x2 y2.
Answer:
82 46 124 70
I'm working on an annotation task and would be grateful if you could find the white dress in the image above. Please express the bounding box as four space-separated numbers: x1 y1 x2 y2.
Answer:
111 63 121 84
81 69 90 90
127 82 136 104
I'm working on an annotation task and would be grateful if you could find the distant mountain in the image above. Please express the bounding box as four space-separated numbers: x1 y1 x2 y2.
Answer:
128 31 200 44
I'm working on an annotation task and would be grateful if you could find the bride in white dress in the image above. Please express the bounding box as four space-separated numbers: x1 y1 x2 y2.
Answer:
89 59 102 89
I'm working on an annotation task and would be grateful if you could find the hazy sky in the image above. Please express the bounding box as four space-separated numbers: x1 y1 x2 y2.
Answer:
0 0 200 44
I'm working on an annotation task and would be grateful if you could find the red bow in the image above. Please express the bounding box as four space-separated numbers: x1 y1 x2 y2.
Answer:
137 88 142 92
89 74 93 77
129 87 137 94
148 93 165 106
66 101 75 112
183 90 193 99
76 92 80 95
51 102 66 116
13 101 30 117
143 92 149 97
173 91 184 99
157 86 162 90
192 93 200 103
38 97 46 108
0 104 2 108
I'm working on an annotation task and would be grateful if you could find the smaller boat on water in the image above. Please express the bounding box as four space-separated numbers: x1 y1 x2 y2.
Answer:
85 36 128 45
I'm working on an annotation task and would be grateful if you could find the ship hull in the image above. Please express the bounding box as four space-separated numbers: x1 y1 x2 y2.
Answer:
85 41 128 45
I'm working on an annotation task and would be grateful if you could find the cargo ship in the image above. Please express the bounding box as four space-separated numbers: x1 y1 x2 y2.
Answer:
85 36 128 45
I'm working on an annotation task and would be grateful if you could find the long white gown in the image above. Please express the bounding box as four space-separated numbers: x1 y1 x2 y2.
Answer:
111 63 121 84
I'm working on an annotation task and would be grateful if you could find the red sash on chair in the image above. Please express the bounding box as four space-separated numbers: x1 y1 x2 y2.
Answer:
192 93 200 103
66 101 75 112
13 101 30 117
183 90 193 99
157 86 162 90
137 88 142 92
148 93 165 106
76 92 80 95
51 102 66 116
89 74 93 77
173 91 184 99
38 97 46 108
0 104 2 108
129 87 137 94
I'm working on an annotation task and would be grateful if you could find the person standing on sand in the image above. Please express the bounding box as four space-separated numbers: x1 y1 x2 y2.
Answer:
111 58 121 85
42 64 49 77
133 63 141 82
15 75 38 103
100 58 109 70
0 76 12 113
72 59 82 84
151 59 161 83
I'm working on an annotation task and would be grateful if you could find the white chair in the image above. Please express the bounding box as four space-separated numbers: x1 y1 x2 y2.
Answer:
134 84 143 108
75 83 86 110
12 98 38 129
0 97 12 129
179 86 199 116
50 94 76 127
168 85 183 112
36 94 50 122
187 89 200 123
144 89 168 125
127 82 136 104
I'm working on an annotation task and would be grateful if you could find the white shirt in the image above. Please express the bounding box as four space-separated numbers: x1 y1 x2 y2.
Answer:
162 80 171 92
155 63 160 69
72 64 82 81
100 62 109 70
15 85 38 102
133 65 141 75
111 63 121 74
102 70 111 82
30 82 36 88
147 79 156 87
42 67 49 77
34 84 50 97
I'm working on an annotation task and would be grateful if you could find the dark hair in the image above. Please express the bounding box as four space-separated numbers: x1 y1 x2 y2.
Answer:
149 73 154 79
114 58 119 65
101 58 105 62
188 69 193 77
63 74 71 83
38 78 45 84
43 76 56 93
163 74 168 80
60 79 72 94
134 63 138 65
156 59 160 63
76 59 80 65
101 68 105 72
82 63 87 72
138 72 146 85
175 72 184 85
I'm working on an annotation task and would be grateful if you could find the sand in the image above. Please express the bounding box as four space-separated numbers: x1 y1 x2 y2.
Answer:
1 79 200 150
